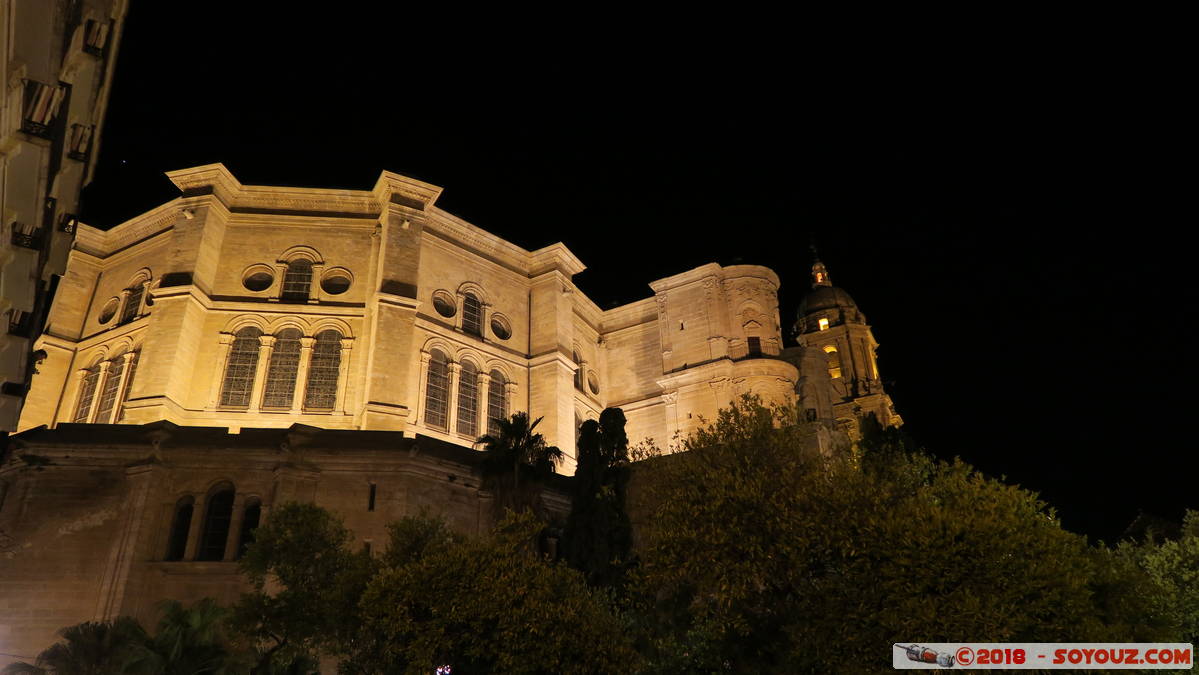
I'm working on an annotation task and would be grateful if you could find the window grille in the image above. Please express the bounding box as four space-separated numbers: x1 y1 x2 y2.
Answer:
219 328 263 407
197 488 235 561
456 361 479 436
166 498 194 561
93 355 125 423
303 330 341 410
73 366 100 422
425 350 450 429
462 293 482 336
281 260 313 302
261 329 302 408
119 283 144 324
487 370 507 436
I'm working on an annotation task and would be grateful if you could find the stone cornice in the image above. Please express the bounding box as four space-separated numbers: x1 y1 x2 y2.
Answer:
372 171 443 211
600 297 657 334
528 243 586 278
73 200 181 258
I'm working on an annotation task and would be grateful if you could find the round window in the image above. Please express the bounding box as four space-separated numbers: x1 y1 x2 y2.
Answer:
243 269 274 292
98 298 120 324
432 291 456 318
490 315 512 340
321 271 352 295
587 371 600 395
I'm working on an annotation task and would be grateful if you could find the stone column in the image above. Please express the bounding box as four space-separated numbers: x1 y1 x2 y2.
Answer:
415 351 432 429
477 371 492 436
446 361 462 434
222 493 247 562
88 361 112 422
182 493 204 561
662 391 679 447
207 333 235 408
292 336 315 413
335 337 353 413
247 335 276 413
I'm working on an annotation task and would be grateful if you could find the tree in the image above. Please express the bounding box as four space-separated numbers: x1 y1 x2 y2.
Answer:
144 599 242 674
476 412 565 515
350 511 638 674
631 395 1130 673
233 503 372 673
562 408 633 588
2 618 151 674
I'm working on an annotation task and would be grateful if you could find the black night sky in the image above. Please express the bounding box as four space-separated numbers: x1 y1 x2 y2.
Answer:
78 6 1193 543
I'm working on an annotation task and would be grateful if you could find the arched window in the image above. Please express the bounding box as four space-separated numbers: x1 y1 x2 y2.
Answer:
461 293 482 336
119 280 145 325
281 260 313 302
72 360 102 422
456 361 479 436
487 370 507 436
573 351 583 391
219 327 263 407
165 496 194 561
237 499 261 559
424 350 450 429
304 330 341 410
261 328 302 408
824 345 842 380
93 351 126 423
197 487 235 561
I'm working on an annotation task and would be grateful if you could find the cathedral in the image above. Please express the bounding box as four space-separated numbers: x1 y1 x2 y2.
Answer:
0 164 898 663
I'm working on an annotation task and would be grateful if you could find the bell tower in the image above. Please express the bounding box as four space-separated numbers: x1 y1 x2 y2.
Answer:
793 256 901 435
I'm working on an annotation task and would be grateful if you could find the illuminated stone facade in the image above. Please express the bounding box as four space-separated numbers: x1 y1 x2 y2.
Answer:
0 164 898 664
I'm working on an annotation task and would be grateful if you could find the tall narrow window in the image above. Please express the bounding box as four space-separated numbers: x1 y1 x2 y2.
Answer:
304 330 341 410
281 260 313 302
73 363 101 422
93 353 126 423
367 484 377 512
237 499 261 560
261 329 302 408
456 361 479 436
117 352 139 422
166 497 194 561
487 370 507 436
197 487 235 561
824 345 842 379
425 350 450 429
220 327 263 407
119 283 144 325
461 293 482 336
573 351 583 391
747 336 762 356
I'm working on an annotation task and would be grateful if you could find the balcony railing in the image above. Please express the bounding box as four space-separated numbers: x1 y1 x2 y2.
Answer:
21 80 66 140
10 224 44 250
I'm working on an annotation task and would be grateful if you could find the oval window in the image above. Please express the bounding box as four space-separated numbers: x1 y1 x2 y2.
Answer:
587 371 600 395
98 298 120 324
490 315 512 340
243 270 274 292
432 291 456 318
321 272 352 295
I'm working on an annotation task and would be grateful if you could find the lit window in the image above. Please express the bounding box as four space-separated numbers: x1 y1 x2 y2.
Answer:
818 318 829 331
487 370 507 436
457 361 479 436
425 350 450 429
462 293 482 336
261 329 302 408
281 260 313 302
823 345 842 379
219 327 263 407
304 330 342 410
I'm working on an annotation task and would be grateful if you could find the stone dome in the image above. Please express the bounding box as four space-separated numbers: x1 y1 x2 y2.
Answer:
798 285 858 316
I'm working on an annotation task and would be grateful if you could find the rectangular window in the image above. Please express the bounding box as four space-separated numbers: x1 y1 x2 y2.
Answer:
462 294 483 336
68 124 94 160
368 483 376 512
83 19 111 55
94 359 125 423
119 285 144 324
21 80 66 138
425 361 449 429
818 318 830 331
